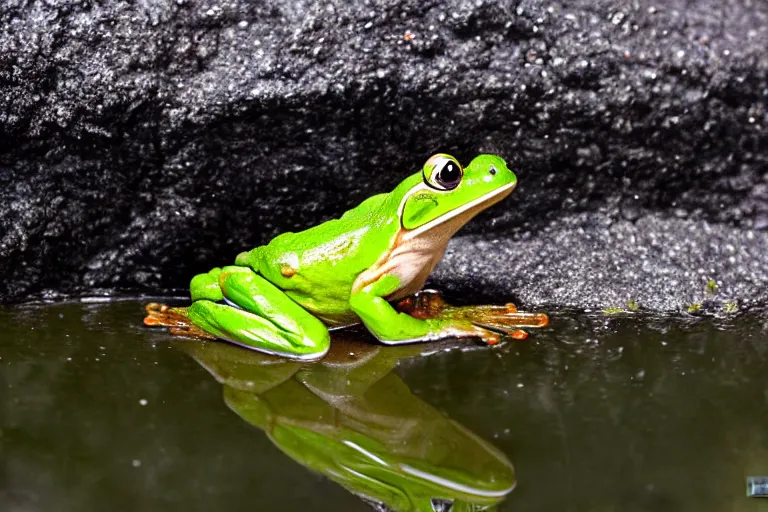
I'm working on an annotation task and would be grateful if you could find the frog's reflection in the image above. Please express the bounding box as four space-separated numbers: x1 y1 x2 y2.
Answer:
175 332 516 512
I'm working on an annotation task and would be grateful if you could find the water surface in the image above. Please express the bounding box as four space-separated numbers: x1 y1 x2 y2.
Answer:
2 300 768 511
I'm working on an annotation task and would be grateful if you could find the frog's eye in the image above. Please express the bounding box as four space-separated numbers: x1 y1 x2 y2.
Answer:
423 154 463 191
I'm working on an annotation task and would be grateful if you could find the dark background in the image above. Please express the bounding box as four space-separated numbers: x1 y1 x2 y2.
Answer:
1 0 767 311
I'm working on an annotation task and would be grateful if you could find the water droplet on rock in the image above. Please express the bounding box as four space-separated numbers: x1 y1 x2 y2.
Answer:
621 203 642 221
754 213 768 231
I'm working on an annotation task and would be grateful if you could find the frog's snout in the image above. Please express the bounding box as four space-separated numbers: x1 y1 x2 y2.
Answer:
492 163 517 188
481 155 516 185
463 154 518 193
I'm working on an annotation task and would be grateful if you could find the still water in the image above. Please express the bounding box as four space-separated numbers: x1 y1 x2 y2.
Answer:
1 300 768 511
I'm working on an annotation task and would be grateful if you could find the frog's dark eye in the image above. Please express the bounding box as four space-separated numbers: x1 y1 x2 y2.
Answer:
423 154 463 191
437 161 462 189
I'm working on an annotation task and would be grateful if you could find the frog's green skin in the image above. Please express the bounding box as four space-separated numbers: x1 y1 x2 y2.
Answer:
177 335 516 511
187 154 517 360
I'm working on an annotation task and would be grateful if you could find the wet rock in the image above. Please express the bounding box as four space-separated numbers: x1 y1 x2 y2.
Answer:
432 212 768 313
1 0 767 311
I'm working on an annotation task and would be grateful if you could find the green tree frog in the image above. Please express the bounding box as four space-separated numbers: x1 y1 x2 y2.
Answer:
145 154 548 360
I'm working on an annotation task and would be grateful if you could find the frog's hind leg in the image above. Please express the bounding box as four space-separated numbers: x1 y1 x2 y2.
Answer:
187 266 331 361
144 303 216 340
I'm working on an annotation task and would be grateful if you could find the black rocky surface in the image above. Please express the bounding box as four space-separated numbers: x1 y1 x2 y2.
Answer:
1 0 767 312
432 212 768 312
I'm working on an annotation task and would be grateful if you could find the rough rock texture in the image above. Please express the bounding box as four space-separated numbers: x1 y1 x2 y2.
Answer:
433 212 768 312
1 0 767 311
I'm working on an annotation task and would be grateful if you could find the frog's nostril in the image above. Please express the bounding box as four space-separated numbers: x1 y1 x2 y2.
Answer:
489 165 497 176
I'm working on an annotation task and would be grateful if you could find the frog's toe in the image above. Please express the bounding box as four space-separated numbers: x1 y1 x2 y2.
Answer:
168 324 217 340
144 303 217 340
144 302 168 315
144 302 177 326
510 329 528 340
453 305 549 330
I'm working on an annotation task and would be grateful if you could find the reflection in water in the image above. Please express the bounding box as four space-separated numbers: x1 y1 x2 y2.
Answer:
3 302 768 511
176 331 516 512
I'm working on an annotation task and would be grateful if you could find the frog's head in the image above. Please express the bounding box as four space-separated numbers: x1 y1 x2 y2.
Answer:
399 154 517 234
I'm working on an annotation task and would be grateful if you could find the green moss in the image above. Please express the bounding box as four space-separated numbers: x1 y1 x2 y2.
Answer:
602 306 624 314
723 301 738 313
706 279 718 295
626 298 640 312
687 303 702 313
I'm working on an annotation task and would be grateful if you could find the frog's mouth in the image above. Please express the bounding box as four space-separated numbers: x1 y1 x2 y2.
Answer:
402 181 516 240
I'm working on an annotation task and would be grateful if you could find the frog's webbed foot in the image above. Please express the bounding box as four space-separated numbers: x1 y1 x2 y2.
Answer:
444 303 549 341
395 290 549 343
143 302 216 340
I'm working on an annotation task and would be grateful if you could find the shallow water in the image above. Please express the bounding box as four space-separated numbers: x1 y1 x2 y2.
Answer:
2 300 768 512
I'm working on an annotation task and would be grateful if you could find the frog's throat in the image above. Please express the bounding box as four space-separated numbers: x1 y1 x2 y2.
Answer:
350 181 515 300
397 181 516 240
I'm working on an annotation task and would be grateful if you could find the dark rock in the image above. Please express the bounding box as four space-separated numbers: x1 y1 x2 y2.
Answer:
432 212 768 312
1 0 767 312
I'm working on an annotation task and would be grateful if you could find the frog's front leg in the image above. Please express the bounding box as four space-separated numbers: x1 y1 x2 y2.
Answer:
396 290 549 340
349 275 504 345
187 266 330 360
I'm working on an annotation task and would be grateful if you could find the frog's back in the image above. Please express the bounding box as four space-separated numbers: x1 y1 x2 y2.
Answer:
236 193 400 324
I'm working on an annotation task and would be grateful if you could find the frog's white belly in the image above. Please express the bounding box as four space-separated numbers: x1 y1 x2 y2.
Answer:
351 213 463 300
378 233 449 301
